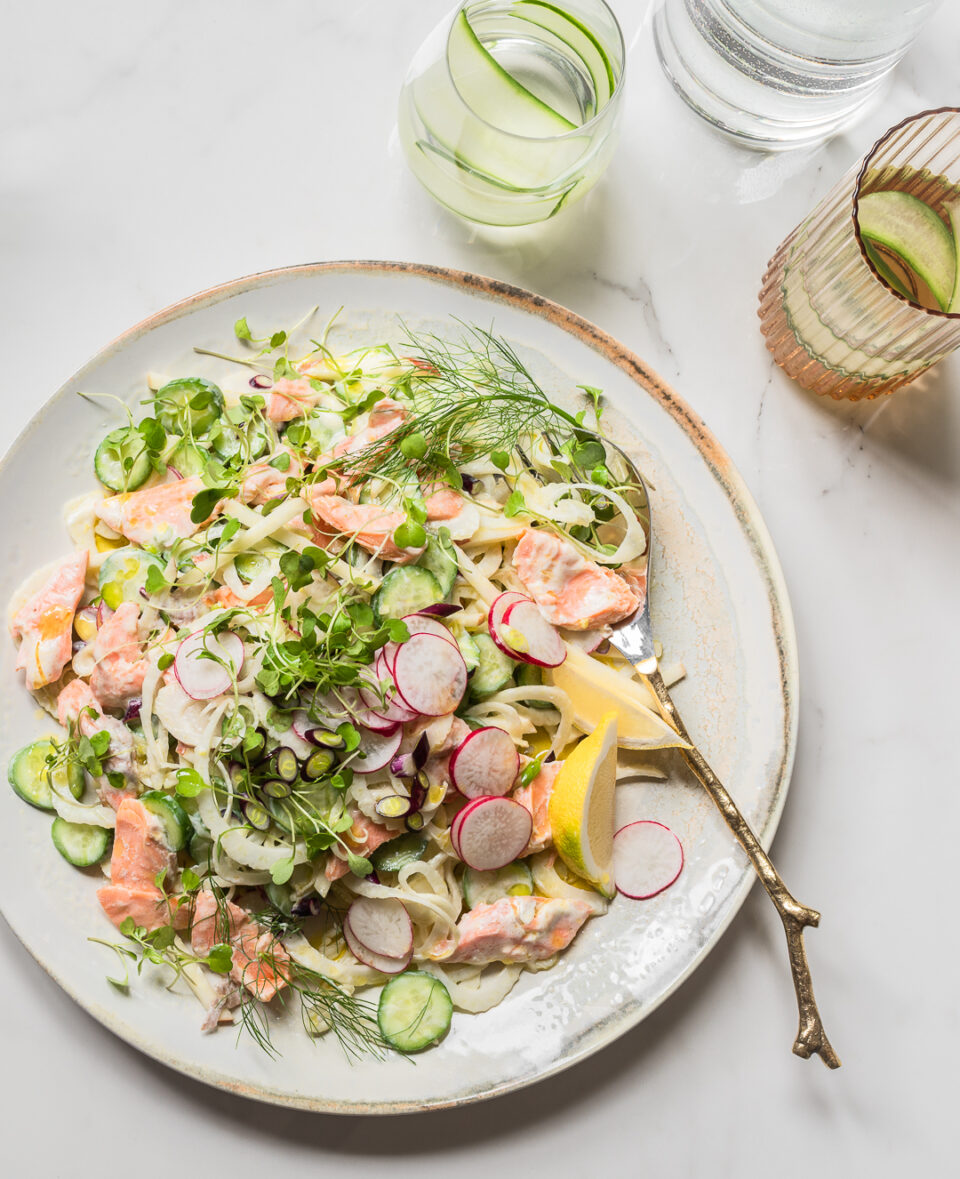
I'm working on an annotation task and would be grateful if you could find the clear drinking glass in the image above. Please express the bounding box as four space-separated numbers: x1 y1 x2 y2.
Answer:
758 108 960 400
653 0 942 149
398 0 625 226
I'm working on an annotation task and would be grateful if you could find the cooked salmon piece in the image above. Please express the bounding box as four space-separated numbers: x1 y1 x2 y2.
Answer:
512 528 641 630
191 889 289 1002
325 812 399 882
57 678 138 793
205 585 273 610
513 760 562 855
97 798 177 932
89 601 147 711
330 397 406 458
265 378 322 422
238 446 303 505
433 895 592 964
96 477 219 548
10 552 88 689
305 493 423 563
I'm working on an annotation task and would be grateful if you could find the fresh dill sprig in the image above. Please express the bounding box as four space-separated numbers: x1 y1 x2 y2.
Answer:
322 322 586 492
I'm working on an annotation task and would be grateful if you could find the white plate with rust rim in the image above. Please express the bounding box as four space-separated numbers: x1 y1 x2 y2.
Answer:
0 261 797 1114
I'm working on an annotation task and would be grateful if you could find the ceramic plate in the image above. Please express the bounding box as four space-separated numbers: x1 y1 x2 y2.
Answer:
0 262 797 1113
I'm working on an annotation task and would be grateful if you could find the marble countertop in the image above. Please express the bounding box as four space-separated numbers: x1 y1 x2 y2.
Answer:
2 1 956 1174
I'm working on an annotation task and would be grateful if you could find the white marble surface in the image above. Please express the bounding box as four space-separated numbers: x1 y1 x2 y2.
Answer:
1 1 957 1174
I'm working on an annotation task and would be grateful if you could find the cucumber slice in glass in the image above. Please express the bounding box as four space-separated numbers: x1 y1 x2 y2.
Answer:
94 426 152 492
139 790 190 851
378 971 453 1052
8 741 84 810
463 860 533 908
448 9 574 137
98 547 166 610
947 198 960 313
512 0 616 115
857 191 956 311
51 818 111 867
154 377 225 437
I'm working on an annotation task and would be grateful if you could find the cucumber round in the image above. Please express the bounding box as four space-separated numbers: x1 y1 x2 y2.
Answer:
377 971 453 1053
167 438 208 478
98 547 166 610
371 832 428 873
457 631 481 672
139 790 190 851
94 426 152 492
463 861 534 908
51 818 111 867
8 741 85 810
372 567 443 620
470 633 516 696
154 377 225 436
515 661 553 709
416 533 458 596
234 552 270 584
188 829 213 865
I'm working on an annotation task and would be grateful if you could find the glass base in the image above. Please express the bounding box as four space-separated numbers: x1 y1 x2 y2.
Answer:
653 1 894 151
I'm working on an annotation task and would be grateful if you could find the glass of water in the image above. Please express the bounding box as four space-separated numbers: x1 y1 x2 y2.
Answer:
398 0 625 226
653 0 942 150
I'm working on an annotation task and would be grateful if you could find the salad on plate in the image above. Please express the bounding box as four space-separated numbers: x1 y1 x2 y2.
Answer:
6 317 688 1057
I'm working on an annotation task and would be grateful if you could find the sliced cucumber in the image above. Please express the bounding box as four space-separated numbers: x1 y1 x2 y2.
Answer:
188 829 213 865
265 880 293 915
8 741 84 811
234 552 270 585
457 631 481 672
372 567 444 620
167 438 208 478
947 199 960 313
515 662 553 709
857 191 956 311
140 790 190 851
416 533 458 596
448 9 574 137
94 426 152 492
377 971 453 1053
372 832 428 873
51 818 111 867
154 377 225 436
463 860 533 908
512 0 616 115
470 632 516 696
98 547 166 609
294 410 346 454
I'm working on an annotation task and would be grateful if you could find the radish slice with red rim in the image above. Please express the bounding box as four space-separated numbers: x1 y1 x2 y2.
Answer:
486 591 530 658
351 723 403 774
345 898 412 975
613 820 684 900
449 726 519 798
454 796 532 871
497 600 566 668
359 667 418 724
401 613 459 646
392 632 468 716
174 628 245 700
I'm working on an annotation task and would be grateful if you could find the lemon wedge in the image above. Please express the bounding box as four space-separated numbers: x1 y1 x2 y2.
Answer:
548 711 619 898
550 645 689 750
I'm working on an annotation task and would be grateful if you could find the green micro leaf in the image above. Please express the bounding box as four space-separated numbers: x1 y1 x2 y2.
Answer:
234 316 253 341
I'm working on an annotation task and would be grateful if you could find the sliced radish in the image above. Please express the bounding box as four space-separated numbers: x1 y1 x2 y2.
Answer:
291 710 314 743
453 796 532 871
351 723 403 774
450 796 484 859
343 906 410 975
359 667 418 724
613 820 684 900
401 613 459 647
449 726 519 799
498 600 566 668
486 591 529 658
346 896 413 958
392 632 468 717
562 628 606 654
174 628 244 700
377 643 399 676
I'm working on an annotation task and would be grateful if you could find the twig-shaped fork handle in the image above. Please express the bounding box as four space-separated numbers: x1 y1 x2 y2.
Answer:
645 667 840 1069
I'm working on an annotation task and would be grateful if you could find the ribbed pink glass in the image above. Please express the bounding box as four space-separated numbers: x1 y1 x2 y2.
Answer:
758 108 960 400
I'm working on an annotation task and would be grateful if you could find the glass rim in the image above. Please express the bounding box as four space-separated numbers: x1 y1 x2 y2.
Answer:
852 105 960 321
445 0 626 144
